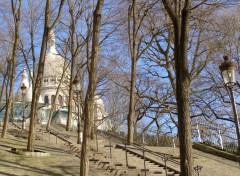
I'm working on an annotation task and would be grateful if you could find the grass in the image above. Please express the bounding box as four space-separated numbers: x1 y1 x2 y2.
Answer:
0 130 80 176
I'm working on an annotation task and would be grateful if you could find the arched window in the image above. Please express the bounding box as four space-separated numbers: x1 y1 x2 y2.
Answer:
44 79 48 83
58 95 63 107
51 95 55 105
44 95 49 105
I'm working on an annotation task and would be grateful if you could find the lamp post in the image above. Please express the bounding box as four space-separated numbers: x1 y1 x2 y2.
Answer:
219 55 240 163
72 74 82 144
20 83 27 129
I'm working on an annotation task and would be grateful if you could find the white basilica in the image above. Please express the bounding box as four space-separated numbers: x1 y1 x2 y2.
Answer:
13 31 108 130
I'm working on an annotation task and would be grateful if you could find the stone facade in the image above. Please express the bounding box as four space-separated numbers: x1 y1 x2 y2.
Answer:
41 31 70 109
14 31 108 130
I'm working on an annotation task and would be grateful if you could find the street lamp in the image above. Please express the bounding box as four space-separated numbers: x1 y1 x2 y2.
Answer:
20 83 27 129
219 55 240 163
72 74 82 144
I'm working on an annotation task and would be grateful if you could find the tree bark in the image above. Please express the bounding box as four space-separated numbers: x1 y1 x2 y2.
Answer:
127 0 137 145
0 73 7 104
27 0 65 151
80 0 104 175
66 1 76 131
66 1 84 131
1 0 22 138
162 1 193 175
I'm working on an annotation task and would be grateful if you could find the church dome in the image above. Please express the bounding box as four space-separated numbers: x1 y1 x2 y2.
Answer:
43 52 65 78
43 31 66 79
40 30 70 108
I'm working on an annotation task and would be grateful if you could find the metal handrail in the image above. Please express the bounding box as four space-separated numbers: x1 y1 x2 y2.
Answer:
98 129 181 174
11 122 21 129
131 143 180 165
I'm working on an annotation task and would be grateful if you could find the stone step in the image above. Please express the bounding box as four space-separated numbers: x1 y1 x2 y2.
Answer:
115 163 123 167
105 154 167 173
99 161 111 167
105 164 142 175
93 152 104 156
104 144 115 148
115 169 143 176
89 158 100 163
90 142 180 176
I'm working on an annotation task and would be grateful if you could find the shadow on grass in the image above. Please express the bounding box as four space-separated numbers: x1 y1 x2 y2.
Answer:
36 143 74 155
0 171 16 176
0 138 26 145
0 159 79 176
0 137 77 156
0 128 82 175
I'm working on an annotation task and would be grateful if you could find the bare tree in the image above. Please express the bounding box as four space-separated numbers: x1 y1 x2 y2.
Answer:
19 0 45 87
1 0 22 138
0 35 11 105
127 0 138 145
80 0 104 175
66 0 86 131
161 0 193 175
27 0 65 151
127 0 157 144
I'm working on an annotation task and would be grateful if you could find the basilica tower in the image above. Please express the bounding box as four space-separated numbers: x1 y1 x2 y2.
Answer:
41 30 70 109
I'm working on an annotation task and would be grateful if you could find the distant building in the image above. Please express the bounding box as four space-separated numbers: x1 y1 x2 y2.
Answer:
12 31 108 130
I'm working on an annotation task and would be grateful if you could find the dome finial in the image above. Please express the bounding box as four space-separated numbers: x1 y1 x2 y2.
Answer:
48 30 57 54
22 68 27 82
49 30 55 47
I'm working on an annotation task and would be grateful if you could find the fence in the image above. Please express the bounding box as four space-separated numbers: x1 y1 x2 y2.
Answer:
191 122 238 153
116 122 238 154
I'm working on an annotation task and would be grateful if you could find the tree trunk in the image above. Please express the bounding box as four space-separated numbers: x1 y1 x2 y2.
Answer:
66 11 75 131
27 28 48 151
66 77 73 131
1 0 22 138
46 61 69 131
162 1 193 175
80 0 104 175
0 74 7 104
127 0 137 145
66 0 83 131
11 100 14 122
27 0 65 151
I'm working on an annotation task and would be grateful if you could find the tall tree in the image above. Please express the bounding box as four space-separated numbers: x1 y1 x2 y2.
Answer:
66 0 85 131
127 0 138 145
80 0 104 175
162 0 193 175
1 0 22 138
126 0 156 144
27 0 65 151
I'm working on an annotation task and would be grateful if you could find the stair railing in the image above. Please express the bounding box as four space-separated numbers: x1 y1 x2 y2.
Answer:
108 136 112 158
129 142 180 165
160 153 172 176
96 129 99 151
194 165 203 176
98 130 181 174
142 144 147 176
132 144 175 176
124 141 129 166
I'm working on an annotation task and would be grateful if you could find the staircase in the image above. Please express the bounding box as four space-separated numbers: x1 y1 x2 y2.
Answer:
43 125 181 176
87 132 181 176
